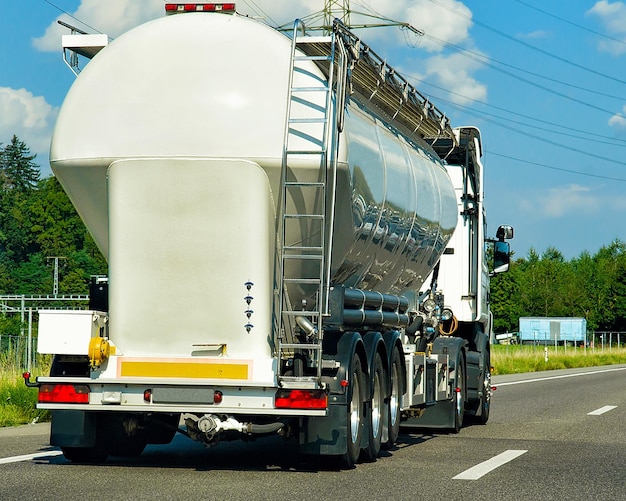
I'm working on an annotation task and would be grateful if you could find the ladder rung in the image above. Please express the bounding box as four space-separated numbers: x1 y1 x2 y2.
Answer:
285 181 325 187
294 55 332 62
289 117 327 124
281 311 321 317
280 343 322 350
292 86 330 93
283 278 321 284
283 254 323 261
295 36 333 45
284 213 324 219
284 245 324 251
285 150 325 156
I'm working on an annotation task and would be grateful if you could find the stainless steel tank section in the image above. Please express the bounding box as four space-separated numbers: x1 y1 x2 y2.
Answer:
50 12 457 303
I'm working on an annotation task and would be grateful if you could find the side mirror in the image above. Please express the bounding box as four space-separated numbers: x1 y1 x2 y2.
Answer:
492 240 510 274
496 225 514 241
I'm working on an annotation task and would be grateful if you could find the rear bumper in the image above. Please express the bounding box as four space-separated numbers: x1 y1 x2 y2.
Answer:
35 377 327 417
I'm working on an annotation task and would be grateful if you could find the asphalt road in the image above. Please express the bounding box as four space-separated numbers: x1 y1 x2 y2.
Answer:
1 365 625 501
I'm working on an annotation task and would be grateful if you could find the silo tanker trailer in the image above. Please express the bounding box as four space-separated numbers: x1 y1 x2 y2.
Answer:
25 3 513 467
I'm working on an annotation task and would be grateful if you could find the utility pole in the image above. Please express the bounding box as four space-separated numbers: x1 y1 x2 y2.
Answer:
323 0 350 32
47 256 67 296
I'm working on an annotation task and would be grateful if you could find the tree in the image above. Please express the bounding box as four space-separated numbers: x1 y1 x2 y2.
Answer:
0 135 40 192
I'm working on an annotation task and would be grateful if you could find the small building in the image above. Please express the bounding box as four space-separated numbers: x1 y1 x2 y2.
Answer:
518 317 587 345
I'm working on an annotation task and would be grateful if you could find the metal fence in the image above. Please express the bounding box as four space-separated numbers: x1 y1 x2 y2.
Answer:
0 334 43 372
495 331 626 350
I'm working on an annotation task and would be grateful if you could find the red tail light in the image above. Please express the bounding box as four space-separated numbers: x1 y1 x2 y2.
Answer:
275 389 327 409
38 384 90 404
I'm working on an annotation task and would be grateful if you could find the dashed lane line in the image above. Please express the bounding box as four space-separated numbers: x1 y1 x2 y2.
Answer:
453 450 528 480
588 405 618 416
0 450 63 465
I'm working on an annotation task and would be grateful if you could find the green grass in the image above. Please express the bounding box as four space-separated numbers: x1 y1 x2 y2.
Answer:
492 344 626 375
0 352 51 427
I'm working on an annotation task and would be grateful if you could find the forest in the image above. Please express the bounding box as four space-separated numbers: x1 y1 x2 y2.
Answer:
0 136 106 337
1 135 624 337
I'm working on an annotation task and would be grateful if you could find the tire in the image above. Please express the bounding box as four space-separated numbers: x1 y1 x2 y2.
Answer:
61 446 108 464
477 351 491 425
361 352 386 462
108 437 147 457
453 353 466 434
383 347 402 448
342 354 365 468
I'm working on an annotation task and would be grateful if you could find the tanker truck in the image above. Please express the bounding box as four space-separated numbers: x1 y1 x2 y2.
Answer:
25 3 513 467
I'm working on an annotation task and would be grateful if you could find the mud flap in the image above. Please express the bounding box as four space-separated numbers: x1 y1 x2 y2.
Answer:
50 410 97 447
299 403 348 455
299 331 364 456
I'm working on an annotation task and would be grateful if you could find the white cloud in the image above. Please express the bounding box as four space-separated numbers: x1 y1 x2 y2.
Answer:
0 87 58 156
609 105 626 130
586 1 626 55
520 184 604 218
33 0 164 52
423 51 487 104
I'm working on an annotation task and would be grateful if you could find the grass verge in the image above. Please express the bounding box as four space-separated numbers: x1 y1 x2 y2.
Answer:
492 344 626 375
0 351 51 427
0 372 50 427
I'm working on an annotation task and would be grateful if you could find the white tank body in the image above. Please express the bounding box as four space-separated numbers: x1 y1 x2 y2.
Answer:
50 12 457 357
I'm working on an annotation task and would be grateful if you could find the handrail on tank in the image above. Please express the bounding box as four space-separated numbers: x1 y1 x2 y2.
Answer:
331 19 455 143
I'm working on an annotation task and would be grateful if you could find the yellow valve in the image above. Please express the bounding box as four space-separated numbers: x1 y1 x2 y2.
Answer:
89 336 110 368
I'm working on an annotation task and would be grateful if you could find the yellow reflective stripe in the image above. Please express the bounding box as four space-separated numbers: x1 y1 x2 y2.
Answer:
119 360 249 379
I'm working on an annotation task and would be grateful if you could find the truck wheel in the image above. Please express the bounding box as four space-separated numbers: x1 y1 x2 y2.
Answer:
453 353 466 434
109 437 147 457
343 354 365 468
477 351 491 425
61 446 108 464
384 346 402 448
361 352 385 462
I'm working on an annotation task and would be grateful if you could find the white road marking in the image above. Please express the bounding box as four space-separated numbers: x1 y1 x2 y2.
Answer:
453 449 528 480
588 405 618 416
495 366 626 387
0 450 63 465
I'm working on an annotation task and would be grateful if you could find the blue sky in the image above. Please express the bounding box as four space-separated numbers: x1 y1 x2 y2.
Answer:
2 0 626 260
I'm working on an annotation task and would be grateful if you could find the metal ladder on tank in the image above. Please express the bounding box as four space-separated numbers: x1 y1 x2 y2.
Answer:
276 21 347 388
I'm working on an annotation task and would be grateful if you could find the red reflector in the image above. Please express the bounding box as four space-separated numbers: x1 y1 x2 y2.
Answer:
275 389 327 409
214 390 223 404
38 384 90 404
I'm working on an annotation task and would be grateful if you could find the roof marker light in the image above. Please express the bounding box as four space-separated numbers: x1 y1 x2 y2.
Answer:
165 3 236 14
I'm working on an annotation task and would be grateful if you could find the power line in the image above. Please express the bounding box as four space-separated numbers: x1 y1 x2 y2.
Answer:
487 151 626 182
422 32 626 103
239 0 280 26
42 0 104 34
512 0 626 47
403 72 626 145
426 0 626 86
434 94 626 148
